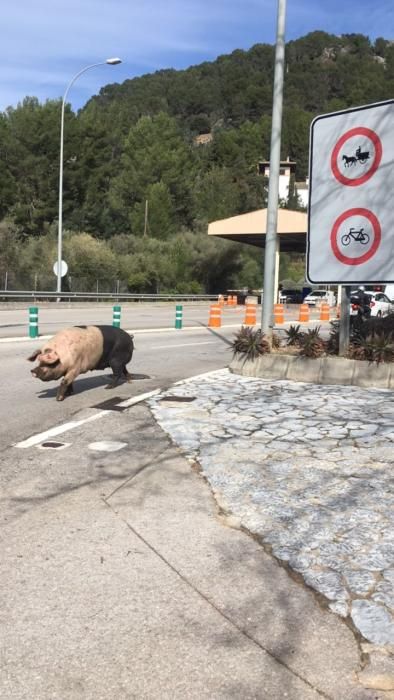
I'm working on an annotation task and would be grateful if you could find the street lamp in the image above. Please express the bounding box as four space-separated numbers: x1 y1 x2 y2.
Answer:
56 58 122 294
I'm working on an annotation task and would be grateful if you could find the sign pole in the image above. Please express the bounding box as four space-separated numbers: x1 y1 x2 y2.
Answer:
339 286 351 356
261 0 287 337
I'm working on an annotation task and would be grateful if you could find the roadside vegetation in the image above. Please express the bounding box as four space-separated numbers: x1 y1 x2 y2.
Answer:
0 31 392 292
232 318 394 364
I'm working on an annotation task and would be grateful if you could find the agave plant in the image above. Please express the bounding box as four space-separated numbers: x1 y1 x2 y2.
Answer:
271 332 281 350
350 331 394 364
284 324 303 346
231 326 271 361
347 343 367 361
326 320 340 355
298 327 325 358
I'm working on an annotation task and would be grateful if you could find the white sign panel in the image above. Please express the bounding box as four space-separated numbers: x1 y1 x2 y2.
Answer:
307 99 394 284
53 260 68 277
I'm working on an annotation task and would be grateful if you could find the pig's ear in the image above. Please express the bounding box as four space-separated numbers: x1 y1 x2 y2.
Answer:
27 349 41 362
38 349 59 365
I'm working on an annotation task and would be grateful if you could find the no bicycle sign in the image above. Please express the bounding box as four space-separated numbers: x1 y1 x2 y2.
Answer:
307 99 394 284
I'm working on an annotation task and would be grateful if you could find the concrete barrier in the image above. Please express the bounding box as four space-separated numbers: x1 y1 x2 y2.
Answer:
230 353 393 389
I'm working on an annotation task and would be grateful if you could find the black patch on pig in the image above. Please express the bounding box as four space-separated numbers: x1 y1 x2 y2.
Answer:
95 326 134 370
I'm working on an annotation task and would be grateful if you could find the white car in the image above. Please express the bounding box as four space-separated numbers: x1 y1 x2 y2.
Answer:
350 292 393 318
303 290 335 306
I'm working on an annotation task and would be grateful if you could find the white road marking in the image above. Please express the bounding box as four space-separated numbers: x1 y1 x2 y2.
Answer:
14 412 110 449
116 389 160 408
14 389 161 449
12 369 232 451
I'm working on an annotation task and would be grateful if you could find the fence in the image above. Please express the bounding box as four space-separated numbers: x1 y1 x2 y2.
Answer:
0 290 218 303
1 272 137 295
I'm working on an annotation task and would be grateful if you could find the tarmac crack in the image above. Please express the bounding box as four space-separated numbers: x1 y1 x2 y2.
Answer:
102 497 332 699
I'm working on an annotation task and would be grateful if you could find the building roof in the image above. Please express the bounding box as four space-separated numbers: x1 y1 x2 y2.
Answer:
208 208 307 252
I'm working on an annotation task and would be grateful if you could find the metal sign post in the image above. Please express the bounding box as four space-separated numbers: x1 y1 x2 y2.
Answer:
261 0 287 337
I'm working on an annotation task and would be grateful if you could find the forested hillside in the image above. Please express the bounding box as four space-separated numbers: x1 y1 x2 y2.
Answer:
0 31 393 292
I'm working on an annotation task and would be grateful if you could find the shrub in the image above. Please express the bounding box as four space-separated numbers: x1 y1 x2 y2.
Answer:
298 327 325 358
351 313 394 341
231 326 271 361
284 324 303 346
349 331 394 364
271 332 281 350
326 320 340 355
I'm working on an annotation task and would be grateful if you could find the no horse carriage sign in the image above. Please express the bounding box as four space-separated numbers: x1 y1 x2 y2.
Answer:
307 99 394 284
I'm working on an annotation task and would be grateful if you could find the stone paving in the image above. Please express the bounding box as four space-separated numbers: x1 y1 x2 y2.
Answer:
148 369 394 649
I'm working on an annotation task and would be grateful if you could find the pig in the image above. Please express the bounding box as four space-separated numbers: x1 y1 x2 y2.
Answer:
28 325 134 401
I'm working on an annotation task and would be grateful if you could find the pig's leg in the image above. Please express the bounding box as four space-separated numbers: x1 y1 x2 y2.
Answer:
123 367 133 383
106 359 123 389
56 369 79 401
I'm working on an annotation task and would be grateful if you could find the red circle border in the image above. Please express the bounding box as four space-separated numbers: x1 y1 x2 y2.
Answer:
330 208 381 265
331 127 382 186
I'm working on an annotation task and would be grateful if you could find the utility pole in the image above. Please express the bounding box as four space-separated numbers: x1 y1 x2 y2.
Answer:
143 199 149 237
261 0 287 336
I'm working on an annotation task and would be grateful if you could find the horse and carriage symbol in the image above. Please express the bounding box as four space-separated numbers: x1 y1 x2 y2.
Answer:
342 146 371 167
341 227 370 246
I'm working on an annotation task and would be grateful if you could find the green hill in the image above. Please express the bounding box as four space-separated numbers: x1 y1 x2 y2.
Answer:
0 31 392 292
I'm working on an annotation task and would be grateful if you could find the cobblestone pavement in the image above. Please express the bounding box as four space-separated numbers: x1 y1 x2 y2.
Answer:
148 369 394 650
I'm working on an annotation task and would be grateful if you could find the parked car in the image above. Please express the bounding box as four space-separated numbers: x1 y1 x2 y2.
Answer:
303 290 336 306
281 289 303 304
383 284 394 302
276 289 302 303
350 291 393 318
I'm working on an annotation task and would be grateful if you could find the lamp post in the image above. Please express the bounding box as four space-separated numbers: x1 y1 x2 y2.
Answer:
57 58 122 294
261 0 287 336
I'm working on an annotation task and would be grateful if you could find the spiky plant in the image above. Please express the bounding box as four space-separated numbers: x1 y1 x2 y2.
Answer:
350 331 394 364
284 324 303 346
326 320 340 355
231 326 271 361
298 328 325 358
308 325 322 338
347 343 367 361
271 332 281 350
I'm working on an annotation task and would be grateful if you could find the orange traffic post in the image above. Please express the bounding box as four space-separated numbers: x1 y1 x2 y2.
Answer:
319 302 330 321
298 303 310 323
273 303 285 325
218 294 224 306
244 303 257 326
208 304 221 328
232 295 238 307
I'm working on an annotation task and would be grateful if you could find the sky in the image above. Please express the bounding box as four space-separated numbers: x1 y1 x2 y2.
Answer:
1 0 393 112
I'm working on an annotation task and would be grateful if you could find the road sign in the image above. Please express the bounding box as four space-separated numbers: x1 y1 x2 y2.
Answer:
53 260 68 277
307 99 394 284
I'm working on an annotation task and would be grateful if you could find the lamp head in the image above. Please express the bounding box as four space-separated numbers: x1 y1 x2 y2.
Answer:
106 58 122 65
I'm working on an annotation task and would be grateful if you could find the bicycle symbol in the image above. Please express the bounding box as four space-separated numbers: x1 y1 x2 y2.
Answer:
341 227 370 246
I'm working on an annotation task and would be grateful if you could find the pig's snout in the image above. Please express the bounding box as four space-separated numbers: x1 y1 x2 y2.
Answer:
31 365 54 381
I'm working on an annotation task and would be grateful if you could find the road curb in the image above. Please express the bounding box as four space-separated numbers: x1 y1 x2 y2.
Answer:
230 354 394 389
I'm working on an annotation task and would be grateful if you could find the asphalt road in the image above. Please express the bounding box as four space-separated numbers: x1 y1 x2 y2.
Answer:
0 302 325 450
0 325 236 450
0 301 306 338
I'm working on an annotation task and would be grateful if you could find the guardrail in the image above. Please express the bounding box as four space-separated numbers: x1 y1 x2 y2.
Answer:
0 291 218 303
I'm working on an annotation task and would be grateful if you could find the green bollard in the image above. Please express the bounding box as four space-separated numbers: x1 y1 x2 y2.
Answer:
29 306 39 338
113 305 121 328
175 304 183 329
